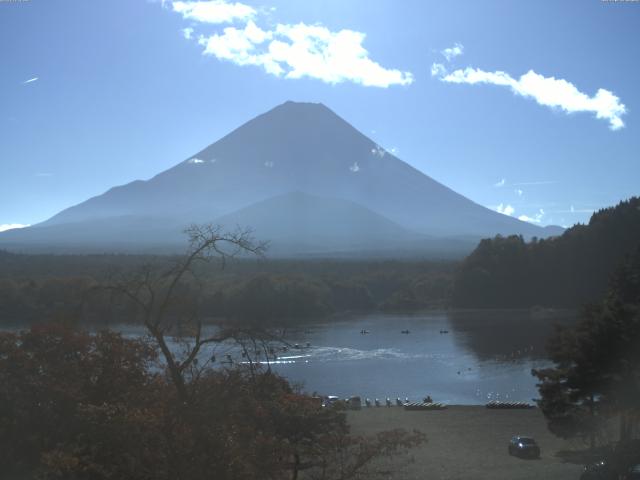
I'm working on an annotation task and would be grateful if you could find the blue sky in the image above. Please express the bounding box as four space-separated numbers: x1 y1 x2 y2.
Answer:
1 0 639 230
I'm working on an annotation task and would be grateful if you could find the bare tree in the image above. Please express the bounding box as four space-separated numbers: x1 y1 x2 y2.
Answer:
105 224 268 402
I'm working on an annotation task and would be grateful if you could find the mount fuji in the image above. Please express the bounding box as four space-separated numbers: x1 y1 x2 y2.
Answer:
0 101 562 256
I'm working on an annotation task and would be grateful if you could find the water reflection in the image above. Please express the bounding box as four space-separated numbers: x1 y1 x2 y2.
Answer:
112 309 576 405
261 310 577 404
448 308 577 361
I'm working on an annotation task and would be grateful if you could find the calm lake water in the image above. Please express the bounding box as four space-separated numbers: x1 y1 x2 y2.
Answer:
116 309 575 405
28 310 576 405
263 310 575 405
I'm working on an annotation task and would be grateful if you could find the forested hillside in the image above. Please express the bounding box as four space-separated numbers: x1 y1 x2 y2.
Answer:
0 253 453 326
452 197 640 308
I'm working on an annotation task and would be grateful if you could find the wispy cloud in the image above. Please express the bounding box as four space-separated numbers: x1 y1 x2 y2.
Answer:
495 203 515 216
550 205 595 214
442 43 463 62
349 161 360 173
430 63 446 77
23 77 39 84
182 27 194 39
0 223 30 232
493 204 548 224
172 0 256 24
493 178 505 188
170 1 413 88
512 180 558 186
431 62 626 130
515 188 523 197
518 209 545 224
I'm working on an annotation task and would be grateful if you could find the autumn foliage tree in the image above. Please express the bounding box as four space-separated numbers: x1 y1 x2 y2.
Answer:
0 325 425 480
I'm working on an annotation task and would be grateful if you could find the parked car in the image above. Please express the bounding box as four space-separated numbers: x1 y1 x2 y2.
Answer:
624 464 640 480
508 435 540 458
580 460 616 480
580 440 640 479
322 395 340 407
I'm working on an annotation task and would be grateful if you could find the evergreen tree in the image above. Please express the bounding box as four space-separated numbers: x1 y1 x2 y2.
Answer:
533 247 640 448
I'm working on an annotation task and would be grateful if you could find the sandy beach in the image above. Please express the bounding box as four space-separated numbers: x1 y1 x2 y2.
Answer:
347 406 585 480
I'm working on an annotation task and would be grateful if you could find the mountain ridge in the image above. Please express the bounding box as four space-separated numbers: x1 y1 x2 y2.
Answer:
1 101 562 256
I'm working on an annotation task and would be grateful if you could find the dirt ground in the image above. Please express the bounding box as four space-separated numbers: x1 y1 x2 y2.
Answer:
347 406 586 480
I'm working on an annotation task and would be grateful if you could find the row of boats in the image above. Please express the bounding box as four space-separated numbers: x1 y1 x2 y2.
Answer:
323 395 446 410
321 398 535 410
485 401 534 409
359 329 449 335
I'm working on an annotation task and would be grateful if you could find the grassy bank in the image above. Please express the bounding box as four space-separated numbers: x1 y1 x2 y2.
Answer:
346 406 584 480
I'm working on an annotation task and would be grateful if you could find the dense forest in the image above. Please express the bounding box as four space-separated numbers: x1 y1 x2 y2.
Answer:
3 197 638 324
452 197 640 308
0 252 454 326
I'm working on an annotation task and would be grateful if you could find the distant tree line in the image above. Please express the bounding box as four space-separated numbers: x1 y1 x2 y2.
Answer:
452 197 640 308
0 253 454 327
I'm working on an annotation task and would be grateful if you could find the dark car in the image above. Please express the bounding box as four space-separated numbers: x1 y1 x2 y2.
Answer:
581 440 640 479
508 435 540 458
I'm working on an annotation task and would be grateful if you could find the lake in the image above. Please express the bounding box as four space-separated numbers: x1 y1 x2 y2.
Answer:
255 309 576 405
142 309 574 405
4 309 576 405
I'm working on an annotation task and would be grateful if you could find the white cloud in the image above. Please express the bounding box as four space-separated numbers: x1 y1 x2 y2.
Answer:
170 1 413 87
432 64 626 130
23 77 38 84
442 43 463 62
182 27 194 39
199 22 413 87
430 63 447 77
172 0 256 24
349 161 360 173
198 21 279 72
494 178 505 187
188 157 205 164
515 188 523 197
188 15 413 87
0 223 30 232
496 203 515 216
264 160 274 168
518 209 545 224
